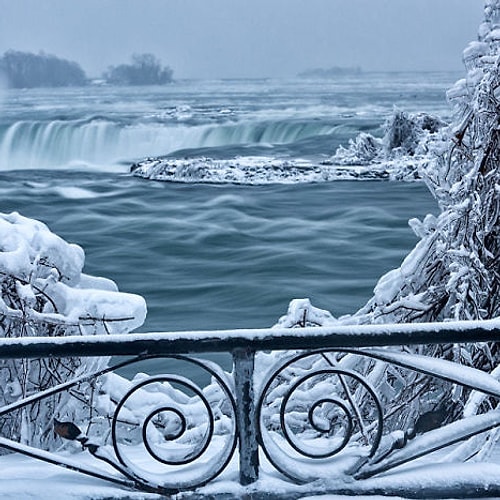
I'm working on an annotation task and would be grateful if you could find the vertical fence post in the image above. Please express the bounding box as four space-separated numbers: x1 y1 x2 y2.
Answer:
233 347 259 485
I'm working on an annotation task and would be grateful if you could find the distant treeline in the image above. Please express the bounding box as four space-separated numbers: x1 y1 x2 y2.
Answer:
0 50 86 88
0 50 174 88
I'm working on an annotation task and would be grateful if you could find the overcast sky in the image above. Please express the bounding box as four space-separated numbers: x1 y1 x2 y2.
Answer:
0 0 484 79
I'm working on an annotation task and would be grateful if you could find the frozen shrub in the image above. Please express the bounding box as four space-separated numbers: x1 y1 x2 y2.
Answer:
331 132 382 166
0 212 146 449
383 109 421 155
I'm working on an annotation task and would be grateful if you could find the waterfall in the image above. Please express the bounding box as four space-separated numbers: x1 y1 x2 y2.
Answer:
0 117 336 170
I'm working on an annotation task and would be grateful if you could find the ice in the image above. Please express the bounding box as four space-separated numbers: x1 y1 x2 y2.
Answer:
130 155 395 185
0 211 146 333
351 462 500 497
363 347 500 400
328 109 446 182
464 364 500 417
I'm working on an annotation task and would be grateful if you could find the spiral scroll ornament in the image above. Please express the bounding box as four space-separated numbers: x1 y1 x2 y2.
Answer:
110 360 237 493
257 353 383 483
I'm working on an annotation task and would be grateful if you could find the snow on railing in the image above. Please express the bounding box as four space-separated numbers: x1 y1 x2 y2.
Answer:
0 319 500 497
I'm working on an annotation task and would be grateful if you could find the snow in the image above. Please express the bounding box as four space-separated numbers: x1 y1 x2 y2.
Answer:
464 364 500 417
1 449 500 499
361 348 500 397
129 106 447 186
358 411 500 478
0 318 498 356
0 452 155 500
130 155 398 185
1 174 500 496
0 211 146 334
0 211 148 450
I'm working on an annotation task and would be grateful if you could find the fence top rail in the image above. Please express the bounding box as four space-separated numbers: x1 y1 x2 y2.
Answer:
0 319 499 359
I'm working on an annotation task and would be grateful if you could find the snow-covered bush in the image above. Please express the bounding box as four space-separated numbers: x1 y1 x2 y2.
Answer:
383 109 422 155
384 110 445 156
330 132 382 166
0 212 146 449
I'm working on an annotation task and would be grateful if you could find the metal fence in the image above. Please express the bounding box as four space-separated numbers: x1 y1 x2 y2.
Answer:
1 319 500 497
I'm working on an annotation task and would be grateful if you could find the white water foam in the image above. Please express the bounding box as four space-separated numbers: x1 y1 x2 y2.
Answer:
52 186 100 199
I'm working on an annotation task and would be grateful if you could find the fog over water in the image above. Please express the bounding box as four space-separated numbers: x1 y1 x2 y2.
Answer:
0 0 483 79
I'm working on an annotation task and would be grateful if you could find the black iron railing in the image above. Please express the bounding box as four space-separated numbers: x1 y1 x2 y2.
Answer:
0 320 500 497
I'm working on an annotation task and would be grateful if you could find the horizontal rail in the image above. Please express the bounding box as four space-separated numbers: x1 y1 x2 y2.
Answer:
0 319 499 358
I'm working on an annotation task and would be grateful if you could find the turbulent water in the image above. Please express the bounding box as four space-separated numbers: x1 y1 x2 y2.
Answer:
0 73 457 334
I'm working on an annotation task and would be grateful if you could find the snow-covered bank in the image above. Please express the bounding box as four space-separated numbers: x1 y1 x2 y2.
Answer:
1 450 500 499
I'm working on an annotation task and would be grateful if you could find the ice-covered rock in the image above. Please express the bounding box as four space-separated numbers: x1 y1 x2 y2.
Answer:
330 109 446 178
131 155 394 184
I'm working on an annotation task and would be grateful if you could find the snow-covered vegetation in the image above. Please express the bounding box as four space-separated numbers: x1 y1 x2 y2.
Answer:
276 0 500 462
0 212 146 448
279 0 500 337
356 0 500 324
330 109 446 176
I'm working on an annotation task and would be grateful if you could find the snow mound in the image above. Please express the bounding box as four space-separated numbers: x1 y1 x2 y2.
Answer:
329 109 447 181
